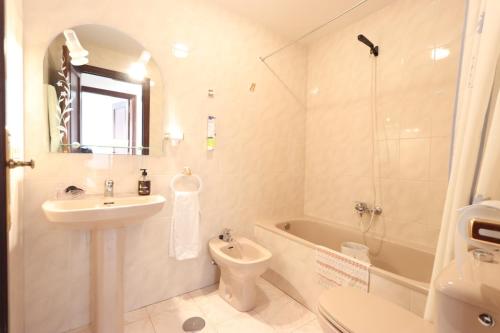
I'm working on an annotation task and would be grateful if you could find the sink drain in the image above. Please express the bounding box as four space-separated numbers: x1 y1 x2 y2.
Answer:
182 317 206 332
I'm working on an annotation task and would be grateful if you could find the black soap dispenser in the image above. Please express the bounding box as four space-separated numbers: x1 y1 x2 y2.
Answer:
138 169 151 196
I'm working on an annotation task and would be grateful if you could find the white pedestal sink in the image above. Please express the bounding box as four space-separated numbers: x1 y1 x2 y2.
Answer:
42 194 166 333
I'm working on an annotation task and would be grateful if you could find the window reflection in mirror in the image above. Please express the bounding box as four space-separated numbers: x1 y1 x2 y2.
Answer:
43 25 164 155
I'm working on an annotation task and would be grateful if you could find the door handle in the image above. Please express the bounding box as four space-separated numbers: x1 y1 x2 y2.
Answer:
6 159 35 169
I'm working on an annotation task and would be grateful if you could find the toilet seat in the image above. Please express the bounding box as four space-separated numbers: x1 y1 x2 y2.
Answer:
317 287 434 333
317 308 349 333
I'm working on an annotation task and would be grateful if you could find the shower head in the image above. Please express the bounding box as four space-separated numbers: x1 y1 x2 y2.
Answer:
357 34 379 57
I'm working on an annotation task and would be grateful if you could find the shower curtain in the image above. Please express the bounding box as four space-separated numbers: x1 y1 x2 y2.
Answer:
424 0 500 321
476 95 500 198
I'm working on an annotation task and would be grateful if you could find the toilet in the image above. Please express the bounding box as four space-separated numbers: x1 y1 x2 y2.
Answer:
433 249 500 333
317 249 500 333
318 202 500 333
209 236 272 311
317 287 434 333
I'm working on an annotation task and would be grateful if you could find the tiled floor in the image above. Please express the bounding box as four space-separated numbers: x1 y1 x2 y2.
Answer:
123 278 323 333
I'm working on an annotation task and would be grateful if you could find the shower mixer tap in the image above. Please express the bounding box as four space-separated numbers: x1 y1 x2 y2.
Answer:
354 202 368 216
354 201 383 217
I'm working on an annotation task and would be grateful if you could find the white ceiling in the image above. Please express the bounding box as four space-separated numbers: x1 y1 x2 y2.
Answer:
73 25 144 56
213 0 395 40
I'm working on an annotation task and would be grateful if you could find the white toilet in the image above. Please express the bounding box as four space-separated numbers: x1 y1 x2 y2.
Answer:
317 249 500 333
209 236 272 311
317 287 434 333
433 249 500 333
318 202 500 333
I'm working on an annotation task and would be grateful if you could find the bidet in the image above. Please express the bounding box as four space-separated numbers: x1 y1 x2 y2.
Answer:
209 236 272 311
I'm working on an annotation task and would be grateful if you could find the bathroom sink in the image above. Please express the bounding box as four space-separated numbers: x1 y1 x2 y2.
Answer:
42 194 166 229
42 193 166 333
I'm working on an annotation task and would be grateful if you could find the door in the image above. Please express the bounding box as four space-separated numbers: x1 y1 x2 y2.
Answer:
113 100 129 140
112 100 129 154
0 0 8 330
4 0 29 332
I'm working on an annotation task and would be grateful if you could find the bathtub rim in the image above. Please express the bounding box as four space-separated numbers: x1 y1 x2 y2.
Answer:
255 217 431 295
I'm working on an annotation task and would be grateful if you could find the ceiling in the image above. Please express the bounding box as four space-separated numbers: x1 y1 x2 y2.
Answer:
73 25 144 56
213 0 395 41
73 1 396 57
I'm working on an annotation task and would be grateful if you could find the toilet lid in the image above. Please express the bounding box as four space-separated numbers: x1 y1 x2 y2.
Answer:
318 287 434 333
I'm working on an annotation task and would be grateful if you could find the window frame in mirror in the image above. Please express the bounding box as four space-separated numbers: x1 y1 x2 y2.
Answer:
62 45 151 155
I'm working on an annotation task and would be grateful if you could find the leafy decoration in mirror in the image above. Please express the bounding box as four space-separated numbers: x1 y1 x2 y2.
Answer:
55 49 72 152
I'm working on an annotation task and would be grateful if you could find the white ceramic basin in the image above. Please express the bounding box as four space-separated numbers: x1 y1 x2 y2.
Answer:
42 193 166 333
42 194 166 229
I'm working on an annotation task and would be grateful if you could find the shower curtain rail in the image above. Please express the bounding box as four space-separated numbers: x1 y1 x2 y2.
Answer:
259 0 368 61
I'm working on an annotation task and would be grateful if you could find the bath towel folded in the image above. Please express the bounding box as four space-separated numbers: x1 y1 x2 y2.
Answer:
316 245 370 292
169 191 200 260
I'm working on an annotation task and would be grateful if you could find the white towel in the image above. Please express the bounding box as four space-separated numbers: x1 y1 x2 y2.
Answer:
169 191 200 260
46 84 62 152
316 245 370 292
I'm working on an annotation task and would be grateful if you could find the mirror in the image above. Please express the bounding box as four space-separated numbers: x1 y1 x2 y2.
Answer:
44 25 164 155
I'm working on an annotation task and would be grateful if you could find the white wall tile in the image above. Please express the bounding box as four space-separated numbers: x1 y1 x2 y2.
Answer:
22 0 466 331
304 0 464 251
23 0 307 332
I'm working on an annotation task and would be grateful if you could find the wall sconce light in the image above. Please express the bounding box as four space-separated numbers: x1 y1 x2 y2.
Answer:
128 50 151 81
165 130 184 146
431 47 450 61
172 43 189 58
63 30 89 66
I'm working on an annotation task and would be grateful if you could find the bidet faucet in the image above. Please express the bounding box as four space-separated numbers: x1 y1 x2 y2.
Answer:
219 228 233 243
104 179 114 197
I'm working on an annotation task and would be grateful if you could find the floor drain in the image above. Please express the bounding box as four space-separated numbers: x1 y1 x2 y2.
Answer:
182 317 206 332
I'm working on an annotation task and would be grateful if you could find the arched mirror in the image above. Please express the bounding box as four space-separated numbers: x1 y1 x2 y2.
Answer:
43 25 164 155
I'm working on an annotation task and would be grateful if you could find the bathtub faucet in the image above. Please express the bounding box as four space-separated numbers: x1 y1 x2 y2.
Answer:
354 201 383 217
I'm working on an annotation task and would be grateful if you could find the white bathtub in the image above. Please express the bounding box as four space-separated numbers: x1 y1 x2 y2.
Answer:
254 218 435 317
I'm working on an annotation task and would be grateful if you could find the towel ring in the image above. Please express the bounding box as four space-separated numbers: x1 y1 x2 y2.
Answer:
170 168 203 193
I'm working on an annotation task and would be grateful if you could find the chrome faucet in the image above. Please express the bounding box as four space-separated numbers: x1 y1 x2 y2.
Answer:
354 202 369 216
219 228 233 243
354 201 382 217
104 179 114 197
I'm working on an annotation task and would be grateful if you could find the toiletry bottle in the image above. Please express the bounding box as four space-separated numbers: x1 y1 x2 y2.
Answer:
138 169 151 196
207 115 216 151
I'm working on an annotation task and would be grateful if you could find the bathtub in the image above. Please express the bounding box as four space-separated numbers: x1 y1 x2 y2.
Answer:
254 218 435 317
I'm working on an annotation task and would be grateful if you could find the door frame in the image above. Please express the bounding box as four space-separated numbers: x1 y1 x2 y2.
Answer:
0 0 9 332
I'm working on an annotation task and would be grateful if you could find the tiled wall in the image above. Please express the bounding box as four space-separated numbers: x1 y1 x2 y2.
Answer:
23 1 307 332
304 0 465 252
22 0 466 331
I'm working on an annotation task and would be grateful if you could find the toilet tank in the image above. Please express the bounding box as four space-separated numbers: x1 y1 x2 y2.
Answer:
435 250 500 333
